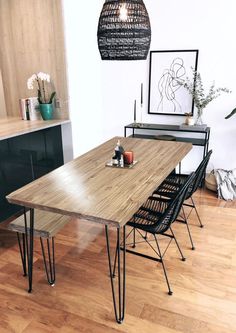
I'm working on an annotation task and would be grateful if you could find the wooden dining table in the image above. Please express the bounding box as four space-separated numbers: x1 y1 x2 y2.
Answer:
7 136 192 323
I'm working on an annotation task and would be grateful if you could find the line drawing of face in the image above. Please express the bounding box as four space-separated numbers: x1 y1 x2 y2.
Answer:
157 57 186 113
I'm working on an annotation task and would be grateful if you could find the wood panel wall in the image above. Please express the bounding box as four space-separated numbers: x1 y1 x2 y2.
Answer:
0 0 69 119
0 69 7 118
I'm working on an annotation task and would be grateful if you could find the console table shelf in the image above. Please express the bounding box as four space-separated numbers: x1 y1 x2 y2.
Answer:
129 133 207 146
124 123 210 159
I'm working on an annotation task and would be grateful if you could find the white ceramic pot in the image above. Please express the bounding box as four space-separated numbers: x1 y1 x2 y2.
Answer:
185 117 195 126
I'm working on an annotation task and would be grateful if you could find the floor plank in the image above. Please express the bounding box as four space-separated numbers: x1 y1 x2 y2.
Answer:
0 188 236 332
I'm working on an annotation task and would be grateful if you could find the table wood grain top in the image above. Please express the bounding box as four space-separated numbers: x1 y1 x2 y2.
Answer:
7 137 192 227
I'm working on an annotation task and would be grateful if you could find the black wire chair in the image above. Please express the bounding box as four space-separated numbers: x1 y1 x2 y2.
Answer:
152 150 213 250
124 172 195 295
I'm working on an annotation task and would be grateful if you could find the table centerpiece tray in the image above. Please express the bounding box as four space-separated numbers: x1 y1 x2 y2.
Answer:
105 160 138 169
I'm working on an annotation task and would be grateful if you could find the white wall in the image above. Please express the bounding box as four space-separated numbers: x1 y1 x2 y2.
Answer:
62 0 104 157
63 0 236 171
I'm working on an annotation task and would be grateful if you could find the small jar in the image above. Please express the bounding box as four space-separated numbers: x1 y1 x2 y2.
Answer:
185 116 194 126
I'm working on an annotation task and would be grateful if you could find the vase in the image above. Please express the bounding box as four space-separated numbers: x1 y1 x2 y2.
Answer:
195 110 204 125
39 103 53 120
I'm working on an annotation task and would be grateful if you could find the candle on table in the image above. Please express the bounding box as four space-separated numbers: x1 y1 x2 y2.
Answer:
123 151 134 165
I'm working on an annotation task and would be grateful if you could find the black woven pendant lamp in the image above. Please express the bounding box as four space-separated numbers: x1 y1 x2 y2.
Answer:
97 0 151 60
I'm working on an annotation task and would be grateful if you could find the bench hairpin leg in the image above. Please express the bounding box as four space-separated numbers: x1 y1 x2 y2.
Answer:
40 237 56 285
25 208 34 293
17 232 27 276
105 225 126 324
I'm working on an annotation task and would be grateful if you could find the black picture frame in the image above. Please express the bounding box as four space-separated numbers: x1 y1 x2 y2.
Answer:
148 49 199 116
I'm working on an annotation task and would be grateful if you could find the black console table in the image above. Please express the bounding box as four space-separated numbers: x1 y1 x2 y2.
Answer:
124 123 210 160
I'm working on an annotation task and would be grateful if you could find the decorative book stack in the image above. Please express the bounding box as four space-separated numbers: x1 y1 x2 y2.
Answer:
19 97 41 120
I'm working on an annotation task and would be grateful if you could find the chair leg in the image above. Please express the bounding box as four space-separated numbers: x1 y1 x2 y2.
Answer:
40 237 56 286
191 197 204 228
153 234 173 296
181 207 195 250
169 227 186 261
122 230 175 294
16 233 27 276
132 228 136 248
113 227 136 277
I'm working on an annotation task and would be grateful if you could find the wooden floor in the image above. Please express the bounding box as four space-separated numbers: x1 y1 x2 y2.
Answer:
0 188 236 332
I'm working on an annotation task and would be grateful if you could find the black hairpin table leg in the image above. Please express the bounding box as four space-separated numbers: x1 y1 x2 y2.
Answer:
105 225 126 324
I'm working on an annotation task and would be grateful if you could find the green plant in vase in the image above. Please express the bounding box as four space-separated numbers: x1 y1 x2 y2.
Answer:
176 69 230 125
27 72 56 120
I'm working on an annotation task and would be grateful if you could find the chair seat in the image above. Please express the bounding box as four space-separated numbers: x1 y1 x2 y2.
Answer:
153 174 188 198
8 210 70 238
128 209 163 233
127 196 176 234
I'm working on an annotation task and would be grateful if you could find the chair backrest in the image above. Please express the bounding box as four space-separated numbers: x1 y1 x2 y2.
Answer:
185 150 212 199
151 172 195 234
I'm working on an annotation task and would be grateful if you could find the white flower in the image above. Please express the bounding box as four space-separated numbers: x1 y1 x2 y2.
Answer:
46 74 50 82
27 74 37 89
27 79 33 90
27 72 55 104
37 72 50 82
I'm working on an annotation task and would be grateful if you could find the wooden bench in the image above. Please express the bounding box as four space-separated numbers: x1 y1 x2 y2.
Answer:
8 210 70 285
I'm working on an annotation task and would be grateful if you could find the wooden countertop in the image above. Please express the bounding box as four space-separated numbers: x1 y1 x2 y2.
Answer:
0 117 70 140
7 137 192 227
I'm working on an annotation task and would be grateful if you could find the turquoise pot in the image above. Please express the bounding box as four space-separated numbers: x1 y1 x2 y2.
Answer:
39 103 53 120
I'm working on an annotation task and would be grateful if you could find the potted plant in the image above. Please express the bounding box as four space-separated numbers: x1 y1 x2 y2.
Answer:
27 72 56 120
176 69 230 125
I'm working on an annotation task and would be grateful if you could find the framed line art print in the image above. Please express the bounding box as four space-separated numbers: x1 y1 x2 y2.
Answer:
148 49 199 116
